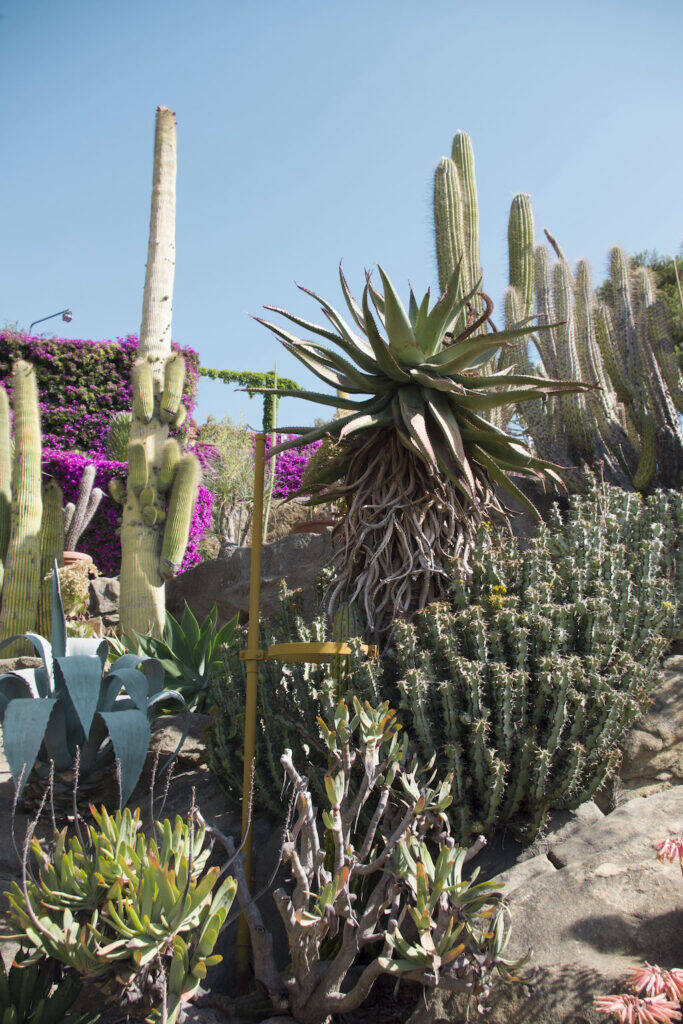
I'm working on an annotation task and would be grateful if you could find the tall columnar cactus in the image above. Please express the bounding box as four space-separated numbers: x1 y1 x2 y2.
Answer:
119 107 200 637
430 133 683 490
502 197 682 491
37 479 64 636
0 362 43 650
0 385 11 593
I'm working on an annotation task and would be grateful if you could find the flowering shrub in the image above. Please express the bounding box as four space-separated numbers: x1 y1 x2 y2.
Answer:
265 433 321 499
0 331 200 452
43 450 213 576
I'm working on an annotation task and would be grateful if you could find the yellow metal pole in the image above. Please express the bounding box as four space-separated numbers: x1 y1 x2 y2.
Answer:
236 432 266 990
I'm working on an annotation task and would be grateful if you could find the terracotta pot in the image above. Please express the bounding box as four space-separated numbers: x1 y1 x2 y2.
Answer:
62 551 94 569
289 518 337 536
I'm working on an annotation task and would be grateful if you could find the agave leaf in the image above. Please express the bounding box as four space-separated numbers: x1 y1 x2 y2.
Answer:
147 690 189 777
2 698 58 795
65 638 109 670
54 656 104 738
253 319 360 392
470 446 541 519
104 668 150 713
408 288 419 327
50 564 67 660
180 604 201 648
98 709 151 807
361 285 411 382
0 672 40 719
378 267 424 366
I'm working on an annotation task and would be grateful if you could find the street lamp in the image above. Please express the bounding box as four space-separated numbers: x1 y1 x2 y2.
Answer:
28 309 73 335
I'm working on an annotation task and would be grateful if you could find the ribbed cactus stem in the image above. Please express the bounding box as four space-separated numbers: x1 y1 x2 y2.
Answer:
433 157 469 323
132 360 155 423
159 439 181 493
0 361 43 649
37 480 64 636
172 403 187 429
108 478 126 505
159 454 200 580
127 441 149 494
507 194 535 321
160 354 186 423
105 411 132 461
119 106 177 637
451 131 481 306
65 463 103 551
0 386 11 593
139 485 156 507
632 414 656 491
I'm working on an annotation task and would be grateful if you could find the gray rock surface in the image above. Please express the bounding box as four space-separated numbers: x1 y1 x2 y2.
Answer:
618 655 682 801
88 575 120 627
166 530 334 625
408 787 683 1024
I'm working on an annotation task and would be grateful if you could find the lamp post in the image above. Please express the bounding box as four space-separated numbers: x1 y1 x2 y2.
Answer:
28 309 73 335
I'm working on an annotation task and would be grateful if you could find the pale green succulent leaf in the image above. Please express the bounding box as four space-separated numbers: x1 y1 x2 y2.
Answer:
2 698 58 795
295 282 375 358
396 387 437 469
361 285 412 382
338 408 393 441
338 263 367 332
98 709 151 807
242 387 380 411
378 267 424 366
426 335 505 373
470 445 541 520
54 655 104 738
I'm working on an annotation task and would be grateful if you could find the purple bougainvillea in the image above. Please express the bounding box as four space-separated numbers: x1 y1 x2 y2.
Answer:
43 450 214 577
267 434 321 499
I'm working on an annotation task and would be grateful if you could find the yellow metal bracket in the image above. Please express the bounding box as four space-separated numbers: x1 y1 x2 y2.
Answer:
236 435 378 990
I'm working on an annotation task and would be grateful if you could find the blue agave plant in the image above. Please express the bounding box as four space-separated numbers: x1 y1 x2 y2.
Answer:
0 565 187 806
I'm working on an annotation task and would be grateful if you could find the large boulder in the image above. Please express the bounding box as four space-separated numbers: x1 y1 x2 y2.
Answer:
408 787 683 1024
618 654 682 801
166 529 334 625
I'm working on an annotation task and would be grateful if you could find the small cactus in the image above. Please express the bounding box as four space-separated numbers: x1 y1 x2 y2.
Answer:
160 455 200 580
64 463 104 551
159 439 181 493
160 353 186 423
131 359 154 423
128 441 149 494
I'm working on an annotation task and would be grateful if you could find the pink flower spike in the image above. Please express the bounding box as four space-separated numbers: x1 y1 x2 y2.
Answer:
628 965 683 1001
595 993 682 1024
654 836 683 864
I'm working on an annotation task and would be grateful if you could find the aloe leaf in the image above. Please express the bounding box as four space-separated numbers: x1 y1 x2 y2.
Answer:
2 698 58 795
361 284 411 382
50 564 67 660
426 335 504 372
242 387 381 411
295 281 374 357
54 656 104 738
408 288 419 327
253 319 357 392
422 391 476 492
180 603 201 648
418 265 469 357
377 267 424 366
300 339 392 392
470 446 541 519
338 408 393 441
99 709 151 807
338 263 367 332
397 387 437 468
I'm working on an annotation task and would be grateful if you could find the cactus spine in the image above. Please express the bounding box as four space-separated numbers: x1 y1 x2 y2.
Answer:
160 455 200 580
37 479 64 635
0 362 43 650
0 387 11 593
119 106 202 637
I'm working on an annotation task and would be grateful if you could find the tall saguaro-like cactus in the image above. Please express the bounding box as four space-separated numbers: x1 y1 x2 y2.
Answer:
0 362 43 648
119 107 199 637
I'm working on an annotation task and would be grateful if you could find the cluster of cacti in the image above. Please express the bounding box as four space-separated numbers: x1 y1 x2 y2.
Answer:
208 483 679 841
0 566 186 809
118 107 200 637
431 131 682 491
228 697 526 1024
4 804 236 1024
0 362 69 653
0 957 97 1024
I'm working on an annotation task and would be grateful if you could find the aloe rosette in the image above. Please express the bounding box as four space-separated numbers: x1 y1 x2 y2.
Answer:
251 263 592 635
0 566 187 808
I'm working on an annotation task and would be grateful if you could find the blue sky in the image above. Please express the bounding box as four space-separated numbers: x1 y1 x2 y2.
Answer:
1 0 681 427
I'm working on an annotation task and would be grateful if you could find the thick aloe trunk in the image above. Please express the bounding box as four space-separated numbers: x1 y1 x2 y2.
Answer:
119 107 177 637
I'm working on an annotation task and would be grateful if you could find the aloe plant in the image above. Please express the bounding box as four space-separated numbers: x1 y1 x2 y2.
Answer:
113 603 238 713
249 264 591 637
0 566 187 807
